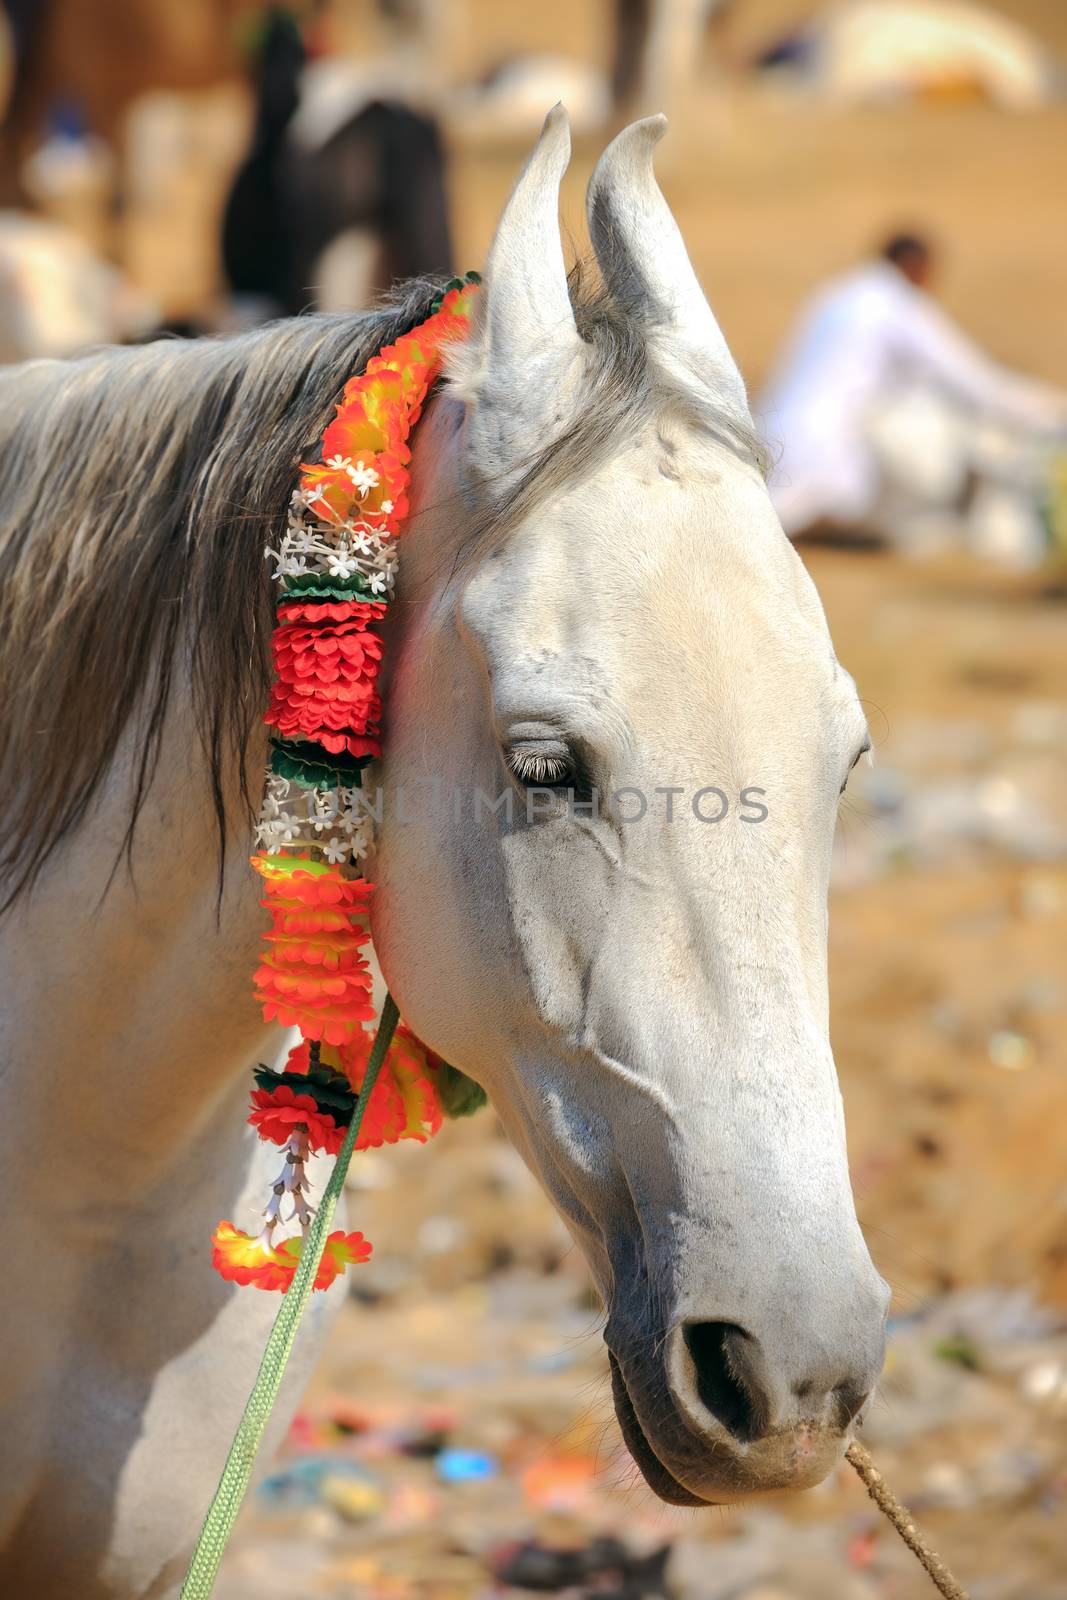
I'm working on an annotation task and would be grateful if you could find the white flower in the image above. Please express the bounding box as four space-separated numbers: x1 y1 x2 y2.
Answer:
255 819 290 854
339 807 372 845
281 553 309 577
346 459 379 494
349 528 375 555
323 838 350 865
349 818 374 857
309 793 340 832
324 454 352 471
286 531 335 565
367 572 387 595
380 499 394 515
327 550 357 579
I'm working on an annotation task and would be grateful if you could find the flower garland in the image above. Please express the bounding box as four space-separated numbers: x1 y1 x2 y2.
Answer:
213 275 484 1295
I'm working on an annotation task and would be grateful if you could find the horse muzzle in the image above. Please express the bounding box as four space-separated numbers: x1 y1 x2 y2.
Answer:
607 1302 887 1503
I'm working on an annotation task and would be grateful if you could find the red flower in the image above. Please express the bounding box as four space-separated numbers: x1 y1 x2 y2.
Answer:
227 284 480 1293
285 1037 406 1146
266 611 385 749
247 1084 346 1155
310 730 381 760
272 618 384 683
281 1024 445 1148
277 598 387 626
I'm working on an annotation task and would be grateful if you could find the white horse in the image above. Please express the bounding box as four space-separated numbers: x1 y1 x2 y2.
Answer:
0 110 888 1598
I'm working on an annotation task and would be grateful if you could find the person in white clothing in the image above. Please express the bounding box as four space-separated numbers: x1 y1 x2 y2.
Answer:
758 234 1067 539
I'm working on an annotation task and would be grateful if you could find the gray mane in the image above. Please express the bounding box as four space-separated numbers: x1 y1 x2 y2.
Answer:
0 268 763 906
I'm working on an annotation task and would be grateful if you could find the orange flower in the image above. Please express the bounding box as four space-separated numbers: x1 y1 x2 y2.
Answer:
254 960 375 1044
297 282 477 533
298 464 362 526
212 1221 292 1290
340 1022 444 1143
212 1221 372 1292
280 1228 372 1291
321 382 401 462
282 1024 444 1147
252 857 375 1043
389 1037 446 1142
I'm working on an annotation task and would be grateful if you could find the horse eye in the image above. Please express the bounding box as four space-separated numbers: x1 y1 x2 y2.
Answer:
840 739 872 794
505 748 575 789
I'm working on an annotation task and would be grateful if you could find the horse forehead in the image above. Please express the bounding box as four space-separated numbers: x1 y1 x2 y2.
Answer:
574 430 805 589
468 435 833 677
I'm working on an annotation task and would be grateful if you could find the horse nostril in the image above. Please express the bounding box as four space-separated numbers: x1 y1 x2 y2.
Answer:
683 1321 769 1443
831 1380 870 1427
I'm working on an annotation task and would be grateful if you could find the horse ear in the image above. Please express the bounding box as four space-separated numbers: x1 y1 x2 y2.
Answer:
586 114 750 420
447 104 582 476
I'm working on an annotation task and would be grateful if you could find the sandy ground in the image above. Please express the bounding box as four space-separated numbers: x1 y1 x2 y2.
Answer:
198 6 1067 1595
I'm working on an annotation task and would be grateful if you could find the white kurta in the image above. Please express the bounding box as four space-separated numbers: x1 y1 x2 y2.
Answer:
757 261 1065 536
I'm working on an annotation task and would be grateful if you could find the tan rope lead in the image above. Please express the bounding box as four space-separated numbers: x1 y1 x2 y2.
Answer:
846 1440 970 1600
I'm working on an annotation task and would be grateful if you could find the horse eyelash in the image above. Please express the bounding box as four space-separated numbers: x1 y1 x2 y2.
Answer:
840 740 873 795
506 750 573 786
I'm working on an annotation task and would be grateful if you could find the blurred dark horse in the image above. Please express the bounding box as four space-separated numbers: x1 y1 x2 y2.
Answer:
223 12 453 315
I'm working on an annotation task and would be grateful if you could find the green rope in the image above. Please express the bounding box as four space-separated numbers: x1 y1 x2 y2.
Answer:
179 994 400 1599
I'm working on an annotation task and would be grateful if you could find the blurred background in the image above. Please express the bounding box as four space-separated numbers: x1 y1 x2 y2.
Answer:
5 2 1067 1596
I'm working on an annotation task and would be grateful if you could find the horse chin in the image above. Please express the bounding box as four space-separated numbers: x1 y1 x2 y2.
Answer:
608 1350 849 1506
608 1352 712 1507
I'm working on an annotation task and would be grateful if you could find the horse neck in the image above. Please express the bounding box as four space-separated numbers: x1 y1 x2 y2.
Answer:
1 699 275 1202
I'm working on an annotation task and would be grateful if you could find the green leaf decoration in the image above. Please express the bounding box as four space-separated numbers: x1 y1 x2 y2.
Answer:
278 573 386 603
429 278 464 314
435 1061 488 1120
428 270 481 315
252 1066 356 1124
269 739 371 791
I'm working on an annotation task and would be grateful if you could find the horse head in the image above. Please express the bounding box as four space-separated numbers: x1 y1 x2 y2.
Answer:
371 108 889 1504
